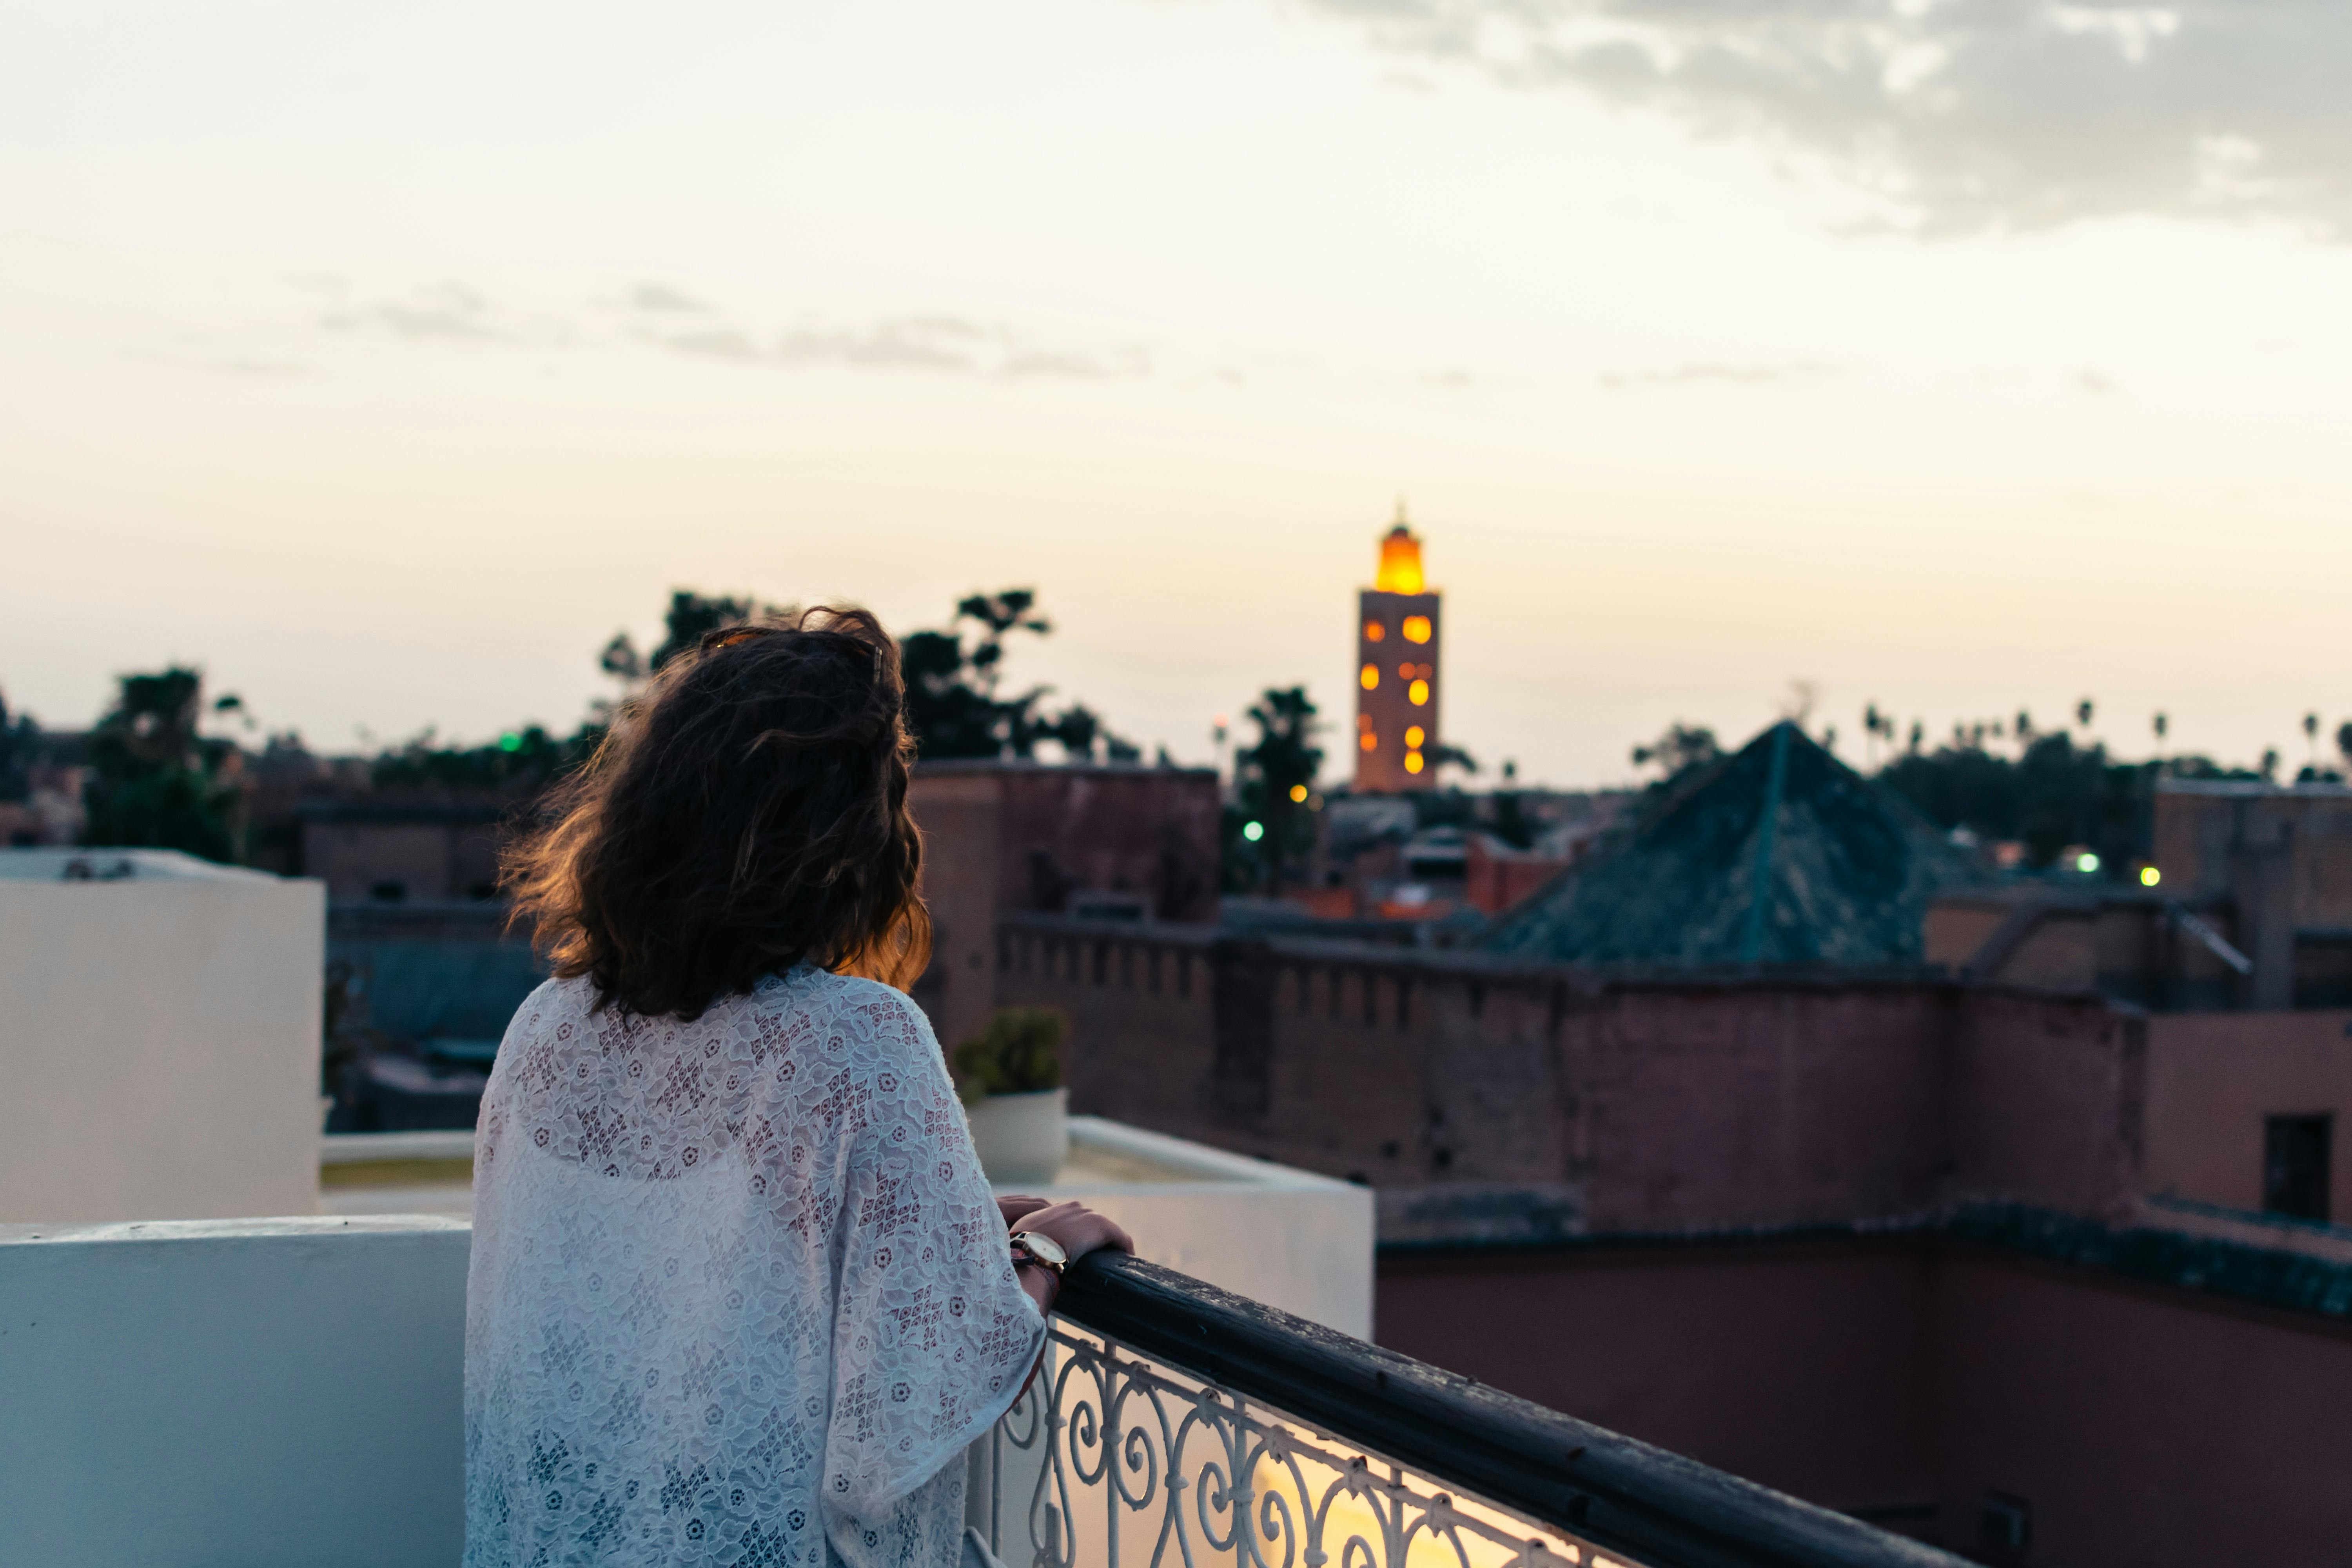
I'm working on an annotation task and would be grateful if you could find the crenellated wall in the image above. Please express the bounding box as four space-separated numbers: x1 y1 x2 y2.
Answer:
995 916 2145 1236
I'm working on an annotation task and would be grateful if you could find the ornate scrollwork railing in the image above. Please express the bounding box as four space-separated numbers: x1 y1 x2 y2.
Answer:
981 1324 1629 1568
973 1256 1968 1568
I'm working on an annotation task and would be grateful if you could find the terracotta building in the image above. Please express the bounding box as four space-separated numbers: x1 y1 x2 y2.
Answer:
895 750 2352 1564
296 799 508 904
1927 778 2352 1013
907 759 1220 1052
977 916 2352 1564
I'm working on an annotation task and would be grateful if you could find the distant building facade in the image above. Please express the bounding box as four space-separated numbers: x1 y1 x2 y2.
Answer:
907 759 1220 1051
1352 511 1441 793
0 762 85 848
1927 777 2352 1010
937 746 2352 1562
988 915 2352 1564
297 799 509 904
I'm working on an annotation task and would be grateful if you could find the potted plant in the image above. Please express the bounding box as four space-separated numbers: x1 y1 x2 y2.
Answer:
952 1006 1070 1186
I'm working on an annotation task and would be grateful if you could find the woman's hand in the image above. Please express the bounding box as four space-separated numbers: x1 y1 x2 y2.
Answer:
996 1194 1052 1230
1010 1200 1134 1265
1008 1200 1135 1350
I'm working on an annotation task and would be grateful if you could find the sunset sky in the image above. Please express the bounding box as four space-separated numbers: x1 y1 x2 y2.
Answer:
4 0 2349 784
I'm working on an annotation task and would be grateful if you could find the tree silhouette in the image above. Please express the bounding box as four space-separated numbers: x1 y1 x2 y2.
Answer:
900 588 1132 762
600 590 795 685
1630 722 1721 785
81 667 240 860
0 689 39 806
1229 687 1323 894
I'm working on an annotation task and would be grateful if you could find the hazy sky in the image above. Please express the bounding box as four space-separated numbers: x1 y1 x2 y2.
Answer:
4 0 2349 785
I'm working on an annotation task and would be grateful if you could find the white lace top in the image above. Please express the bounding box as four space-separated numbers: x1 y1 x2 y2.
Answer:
464 967 1045 1568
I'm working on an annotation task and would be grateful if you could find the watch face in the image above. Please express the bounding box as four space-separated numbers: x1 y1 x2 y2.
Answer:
1019 1231 1068 1267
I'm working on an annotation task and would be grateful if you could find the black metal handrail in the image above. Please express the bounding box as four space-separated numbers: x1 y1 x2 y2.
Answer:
1056 1253 1970 1568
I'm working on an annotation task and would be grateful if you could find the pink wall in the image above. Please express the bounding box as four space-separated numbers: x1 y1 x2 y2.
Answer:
1001 923 2137 1231
1924 898 2008 968
1946 993 2143 1218
1564 985 1951 1230
1927 1246 2352 1566
2142 1009 2352 1212
1379 1239 2352 1566
911 764 1220 1049
1378 1241 1936 1520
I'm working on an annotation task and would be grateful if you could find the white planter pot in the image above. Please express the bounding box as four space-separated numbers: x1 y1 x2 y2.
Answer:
965 1087 1069 1187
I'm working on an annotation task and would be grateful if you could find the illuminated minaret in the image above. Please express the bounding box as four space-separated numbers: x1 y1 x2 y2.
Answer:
1352 505 1441 793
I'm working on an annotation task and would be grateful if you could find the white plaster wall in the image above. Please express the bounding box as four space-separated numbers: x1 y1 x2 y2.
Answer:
0 1124 1373 1568
0 848 323 1222
1035 1117 1376 1338
0 1216 470 1568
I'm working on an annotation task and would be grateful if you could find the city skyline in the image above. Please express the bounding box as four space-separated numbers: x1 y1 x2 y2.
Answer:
5 0 2349 785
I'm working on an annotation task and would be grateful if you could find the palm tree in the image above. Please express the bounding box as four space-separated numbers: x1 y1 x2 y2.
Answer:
1236 687 1323 894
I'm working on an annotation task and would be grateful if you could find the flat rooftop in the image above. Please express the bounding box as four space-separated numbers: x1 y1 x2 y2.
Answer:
0 846 279 882
321 1114 1346 1220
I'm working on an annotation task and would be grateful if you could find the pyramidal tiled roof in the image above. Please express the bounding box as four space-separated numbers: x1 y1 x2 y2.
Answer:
1479 721 1985 968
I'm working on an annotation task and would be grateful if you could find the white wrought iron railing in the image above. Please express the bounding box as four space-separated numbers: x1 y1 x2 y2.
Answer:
972 1257 1968 1568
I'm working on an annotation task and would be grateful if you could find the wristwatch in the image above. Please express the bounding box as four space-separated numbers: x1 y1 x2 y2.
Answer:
1010 1230 1069 1277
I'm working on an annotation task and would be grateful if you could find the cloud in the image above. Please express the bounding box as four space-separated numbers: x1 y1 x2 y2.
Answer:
1302 0 2352 236
2068 365 2122 396
652 327 768 363
1599 358 1847 389
999 347 1152 380
134 344 313 380
299 278 1147 380
771 315 987 370
319 281 533 344
618 281 710 315
637 312 1149 379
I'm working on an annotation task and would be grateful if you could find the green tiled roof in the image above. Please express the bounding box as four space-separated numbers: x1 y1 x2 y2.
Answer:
1480 721 1984 967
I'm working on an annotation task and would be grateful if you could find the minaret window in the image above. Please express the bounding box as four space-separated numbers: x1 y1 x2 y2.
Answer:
1402 615 1432 644
1408 679 1430 707
1364 621 1386 642
1360 664 1379 690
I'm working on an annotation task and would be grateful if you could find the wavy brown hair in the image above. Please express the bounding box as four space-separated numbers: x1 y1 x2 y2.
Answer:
502 606 931 1018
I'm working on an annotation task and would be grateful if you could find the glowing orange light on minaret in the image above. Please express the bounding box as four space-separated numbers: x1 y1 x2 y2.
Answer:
1373 520 1425 595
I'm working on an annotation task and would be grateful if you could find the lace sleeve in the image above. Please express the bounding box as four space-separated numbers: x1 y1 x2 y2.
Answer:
820 984 1046 1521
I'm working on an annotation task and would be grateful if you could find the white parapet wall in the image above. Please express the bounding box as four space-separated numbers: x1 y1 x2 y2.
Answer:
319 1115 1379 1332
1033 1116 1375 1337
0 1120 1371 1568
0 848 324 1222
0 1216 472 1568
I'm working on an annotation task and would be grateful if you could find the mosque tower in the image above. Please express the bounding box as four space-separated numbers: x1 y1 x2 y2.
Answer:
1352 505 1441 793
